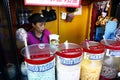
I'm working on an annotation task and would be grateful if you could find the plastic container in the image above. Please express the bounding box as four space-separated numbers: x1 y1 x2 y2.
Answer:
49 34 59 46
80 41 105 80
21 44 57 80
56 43 83 80
100 39 120 80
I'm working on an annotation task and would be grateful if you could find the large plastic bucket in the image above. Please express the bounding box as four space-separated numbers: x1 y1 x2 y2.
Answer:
100 40 120 80
21 44 57 80
56 43 83 80
80 41 105 80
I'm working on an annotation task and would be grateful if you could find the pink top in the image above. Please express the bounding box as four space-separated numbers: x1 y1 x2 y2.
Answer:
27 29 51 45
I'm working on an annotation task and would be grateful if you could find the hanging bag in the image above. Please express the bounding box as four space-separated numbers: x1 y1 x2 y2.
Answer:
66 13 74 22
42 6 57 22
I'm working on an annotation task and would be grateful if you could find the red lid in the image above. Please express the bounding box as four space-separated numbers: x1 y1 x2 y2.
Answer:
56 43 83 58
56 48 82 58
24 53 55 64
100 39 120 50
21 44 57 64
80 41 105 54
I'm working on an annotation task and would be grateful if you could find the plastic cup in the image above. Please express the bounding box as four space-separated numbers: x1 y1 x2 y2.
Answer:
100 39 120 80
56 43 83 80
21 43 57 80
49 34 59 46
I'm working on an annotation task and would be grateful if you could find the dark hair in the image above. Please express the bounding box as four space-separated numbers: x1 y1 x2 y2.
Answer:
28 13 47 24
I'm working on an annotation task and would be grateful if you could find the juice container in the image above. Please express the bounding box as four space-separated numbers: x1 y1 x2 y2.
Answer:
80 41 105 80
21 43 57 80
56 43 83 80
100 39 120 80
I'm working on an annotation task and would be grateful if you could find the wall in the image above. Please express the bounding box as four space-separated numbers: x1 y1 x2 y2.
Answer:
25 5 92 44
58 6 92 44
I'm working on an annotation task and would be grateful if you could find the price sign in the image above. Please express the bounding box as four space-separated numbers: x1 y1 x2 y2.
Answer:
24 0 81 8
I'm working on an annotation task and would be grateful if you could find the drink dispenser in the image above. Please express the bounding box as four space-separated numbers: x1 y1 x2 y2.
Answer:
80 41 105 80
100 40 120 80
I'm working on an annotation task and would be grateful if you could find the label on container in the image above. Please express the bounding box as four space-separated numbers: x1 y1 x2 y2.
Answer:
57 56 81 80
109 50 120 57
89 53 104 60
59 56 82 66
26 59 55 80
57 67 81 80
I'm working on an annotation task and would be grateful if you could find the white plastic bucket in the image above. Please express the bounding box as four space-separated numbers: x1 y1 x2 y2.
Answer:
56 43 83 80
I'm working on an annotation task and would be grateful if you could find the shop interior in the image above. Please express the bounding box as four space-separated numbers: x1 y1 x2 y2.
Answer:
0 0 120 80
14 0 120 43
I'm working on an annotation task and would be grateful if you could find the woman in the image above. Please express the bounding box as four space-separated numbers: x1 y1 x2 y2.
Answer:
27 13 51 45
16 13 51 67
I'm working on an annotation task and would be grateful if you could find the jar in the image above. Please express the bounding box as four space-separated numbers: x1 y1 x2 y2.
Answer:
100 39 120 80
80 41 105 80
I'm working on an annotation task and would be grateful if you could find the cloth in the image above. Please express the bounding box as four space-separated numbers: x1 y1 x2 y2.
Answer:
27 29 51 45
103 21 118 39
95 26 105 42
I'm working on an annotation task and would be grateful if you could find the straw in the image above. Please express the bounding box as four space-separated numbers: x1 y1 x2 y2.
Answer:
64 40 68 49
24 38 30 59
17 28 30 59
85 39 96 66
84 39 90 59
103 36 109 45
85 39 90 49
23 29 30 59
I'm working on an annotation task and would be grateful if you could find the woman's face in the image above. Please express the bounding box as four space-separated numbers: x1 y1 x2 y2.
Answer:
32 22 45 33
